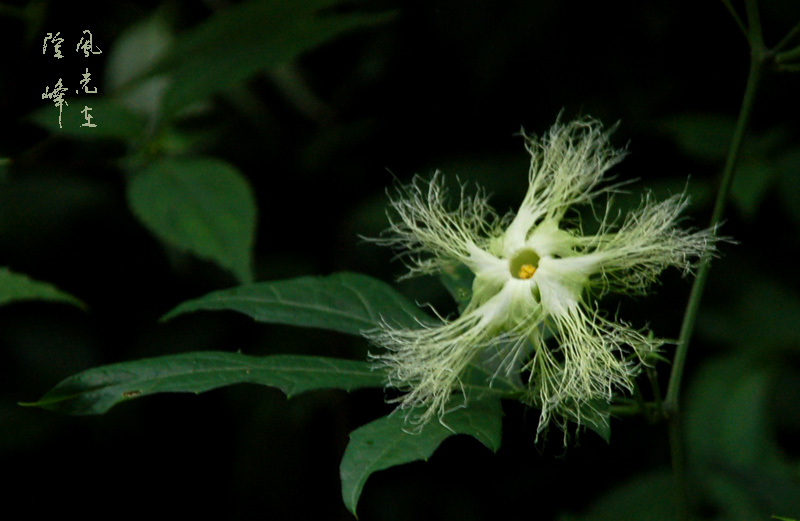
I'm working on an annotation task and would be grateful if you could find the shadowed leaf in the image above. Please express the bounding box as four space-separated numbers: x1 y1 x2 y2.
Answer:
162 272 438 334
127 157 257 283
340 395 502 515
24 352 385 415
0 267 84 309
156 0 395 117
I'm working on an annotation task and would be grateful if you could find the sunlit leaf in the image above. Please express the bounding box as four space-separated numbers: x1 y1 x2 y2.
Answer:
104 10 173 122
162 271 438 334
340 395 502 515
127 157 257 283
23 352 384 415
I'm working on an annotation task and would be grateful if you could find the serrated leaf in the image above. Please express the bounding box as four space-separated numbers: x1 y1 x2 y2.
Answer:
340 395 502 515
0 267 84 309
162 271 438 334
127 157 257 283
156 0 395 117
23 352 384 415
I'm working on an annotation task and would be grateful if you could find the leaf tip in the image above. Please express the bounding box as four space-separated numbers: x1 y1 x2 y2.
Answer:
159 305 184 323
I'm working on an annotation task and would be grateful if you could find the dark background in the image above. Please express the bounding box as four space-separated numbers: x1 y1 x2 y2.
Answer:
2 1 800 519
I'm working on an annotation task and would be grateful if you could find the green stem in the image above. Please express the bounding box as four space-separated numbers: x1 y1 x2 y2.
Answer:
666 58 762 408
774 19 800 53
719 0 749 42
632 380 650 420
664 0 766 416
667 45 763 521
663 2 767 519
777 44 800 64
645 365 665 420
610 401 658 417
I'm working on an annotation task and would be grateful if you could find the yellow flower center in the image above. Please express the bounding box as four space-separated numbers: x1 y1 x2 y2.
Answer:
518 264 536 279
509 249 540 279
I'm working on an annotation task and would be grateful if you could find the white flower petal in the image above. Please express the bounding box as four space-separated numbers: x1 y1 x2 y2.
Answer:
535 255 592 317
374 172 503 278
524 219 578 258
505 117 625 242
366 116 721 439
579 192 718 294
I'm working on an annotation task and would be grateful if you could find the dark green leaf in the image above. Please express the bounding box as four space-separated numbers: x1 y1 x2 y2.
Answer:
156 0 395 117
462 357 524 396
439 262 474 313
660 112 736 162
565 398 611 443
702 471 762 521
722 465 800 518
23 352 384 415
698 277 800 352
557 470 675 521
685 356 777 468
730 159 776 219
340 395 502 515
684 356 800 517
28 97 147 141
162 271 438 334
0 267 84 309
127 157 257 283
776 148 800 228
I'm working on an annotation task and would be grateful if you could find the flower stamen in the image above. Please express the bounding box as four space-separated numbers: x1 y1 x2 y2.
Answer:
518 264 536 279
509 249 540 279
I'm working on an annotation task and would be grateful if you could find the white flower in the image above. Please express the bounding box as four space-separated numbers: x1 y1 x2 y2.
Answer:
366 117 718 435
